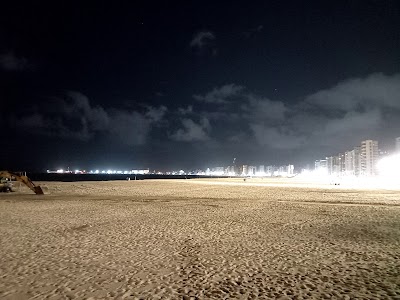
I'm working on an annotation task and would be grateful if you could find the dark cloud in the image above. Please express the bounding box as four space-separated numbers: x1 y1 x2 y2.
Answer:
146 105 168 122
190 31 217 56
9 73 400 167
14 91 166 145
177 73 400 158
0 52 28 71
178 105 193 115
108 110 151 146
190 31 215 49
243 94 287 122
170 118 210 142
63 92 110 131
305 73 400 111
251 125 305 149
246 74 398 153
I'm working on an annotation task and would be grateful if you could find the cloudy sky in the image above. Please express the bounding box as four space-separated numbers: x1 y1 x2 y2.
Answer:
1 1 400 171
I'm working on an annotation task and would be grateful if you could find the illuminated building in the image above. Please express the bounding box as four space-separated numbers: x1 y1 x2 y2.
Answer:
353 146 361 176
339 153 346 175
344 148 361 176
344 150 354 176
225 166 235 175
314 159 327 171
266 166 274 176
287 164 294 176
360 140 379 176
327 155 341 175
326 156 334 175
241 165 248 176
248 166 256 176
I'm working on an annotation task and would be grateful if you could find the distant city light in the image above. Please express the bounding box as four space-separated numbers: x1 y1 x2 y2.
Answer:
42 139 399 192
377 154 400 178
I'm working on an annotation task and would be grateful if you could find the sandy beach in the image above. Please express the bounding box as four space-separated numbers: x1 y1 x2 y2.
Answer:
1 178 400 299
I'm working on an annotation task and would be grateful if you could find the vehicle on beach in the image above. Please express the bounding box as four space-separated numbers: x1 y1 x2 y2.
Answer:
0 171 44 194
0 177 13 192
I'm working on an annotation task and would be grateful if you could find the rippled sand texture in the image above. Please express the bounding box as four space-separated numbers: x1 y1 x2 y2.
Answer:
1 178 400 299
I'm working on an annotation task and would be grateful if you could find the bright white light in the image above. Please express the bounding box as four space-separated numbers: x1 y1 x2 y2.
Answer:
210 171 224 176
56 169 64 173
298 168 331 183
378 154 400 178
95 170 100 174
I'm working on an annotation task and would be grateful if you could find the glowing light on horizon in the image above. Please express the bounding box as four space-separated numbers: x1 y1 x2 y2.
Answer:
378 154 400 178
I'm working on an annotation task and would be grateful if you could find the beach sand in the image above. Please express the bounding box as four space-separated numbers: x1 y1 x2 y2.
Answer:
1 178 400 299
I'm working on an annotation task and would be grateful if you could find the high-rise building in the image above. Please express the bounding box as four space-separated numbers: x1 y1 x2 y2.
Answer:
353 146 361 176
338 153 346 175
287 164 294 176
326 155 342 175
228 166 236 175
226 166 236 175
326 156 334 175
248 166 256 176
241 165 248 176
396 137 400 153
360 140 379 176
266 166 274 176
315 159 328 175
344 150 354 176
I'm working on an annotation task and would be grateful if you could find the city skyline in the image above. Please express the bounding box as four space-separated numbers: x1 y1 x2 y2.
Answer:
314 136 400 177
44 136 399 177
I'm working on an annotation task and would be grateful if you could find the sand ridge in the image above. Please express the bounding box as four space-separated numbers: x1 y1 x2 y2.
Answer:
1 178 400 299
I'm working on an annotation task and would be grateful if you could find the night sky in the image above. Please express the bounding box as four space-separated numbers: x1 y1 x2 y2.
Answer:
1 1 400 171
